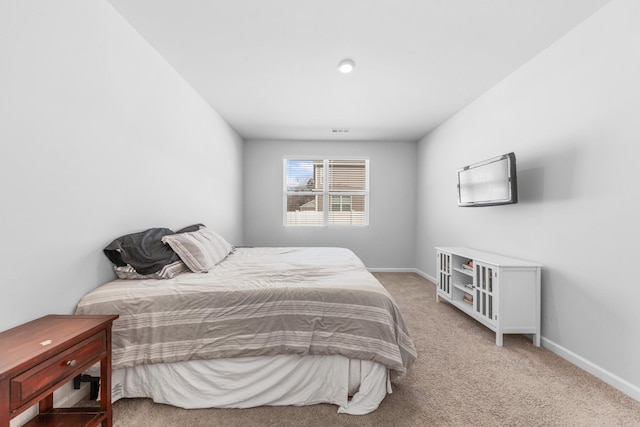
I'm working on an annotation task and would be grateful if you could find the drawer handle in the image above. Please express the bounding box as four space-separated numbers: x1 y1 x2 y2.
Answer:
66 359 77 367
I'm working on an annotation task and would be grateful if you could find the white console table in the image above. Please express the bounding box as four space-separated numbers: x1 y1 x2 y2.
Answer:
436 247 542 346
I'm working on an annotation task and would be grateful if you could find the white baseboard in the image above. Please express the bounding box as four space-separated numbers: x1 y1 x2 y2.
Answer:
368 267 436 284
368 267 415 273
542 337 640 403
412 268 435 283
10 381 89 427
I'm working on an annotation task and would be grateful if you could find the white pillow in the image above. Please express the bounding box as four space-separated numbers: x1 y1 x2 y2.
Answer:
161 228 232 273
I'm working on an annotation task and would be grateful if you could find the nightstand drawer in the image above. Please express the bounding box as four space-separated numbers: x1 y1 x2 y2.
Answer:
10 330 106 411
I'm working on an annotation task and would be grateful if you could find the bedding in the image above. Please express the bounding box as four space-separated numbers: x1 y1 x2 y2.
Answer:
108 355 390 415
76 246 416 413
103 227 178 274
103 224 204 275
113 260 189 280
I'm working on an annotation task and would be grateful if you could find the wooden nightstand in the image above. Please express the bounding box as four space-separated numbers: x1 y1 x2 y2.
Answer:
0 314 119 427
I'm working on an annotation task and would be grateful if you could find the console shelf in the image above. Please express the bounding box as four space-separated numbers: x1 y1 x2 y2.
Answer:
436 247 542 346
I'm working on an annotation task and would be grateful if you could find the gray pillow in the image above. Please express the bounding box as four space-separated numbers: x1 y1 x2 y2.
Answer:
161 228 232 273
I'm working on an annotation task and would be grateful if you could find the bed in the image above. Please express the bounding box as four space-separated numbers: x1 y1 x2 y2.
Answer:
75 228 416 415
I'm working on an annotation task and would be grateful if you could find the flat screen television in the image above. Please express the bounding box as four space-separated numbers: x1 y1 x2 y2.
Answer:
457 152 518 207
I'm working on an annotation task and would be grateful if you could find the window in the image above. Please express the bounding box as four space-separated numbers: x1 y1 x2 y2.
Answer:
331 195 351 212
284 158 369 226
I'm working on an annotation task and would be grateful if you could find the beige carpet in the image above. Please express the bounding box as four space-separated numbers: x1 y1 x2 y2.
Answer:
110 273 640 426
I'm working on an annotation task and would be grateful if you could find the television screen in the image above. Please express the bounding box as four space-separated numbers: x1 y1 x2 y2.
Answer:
457 152 517 207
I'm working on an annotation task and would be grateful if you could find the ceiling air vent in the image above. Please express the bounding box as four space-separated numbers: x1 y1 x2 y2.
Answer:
330 128 351 134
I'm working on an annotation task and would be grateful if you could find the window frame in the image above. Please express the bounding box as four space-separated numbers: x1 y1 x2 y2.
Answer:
283 157 370 227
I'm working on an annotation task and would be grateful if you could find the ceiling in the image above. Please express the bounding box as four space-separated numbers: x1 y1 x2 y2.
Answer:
108 0 610 142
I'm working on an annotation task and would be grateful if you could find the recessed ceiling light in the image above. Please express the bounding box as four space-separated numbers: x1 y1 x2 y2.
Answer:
338 58 355 74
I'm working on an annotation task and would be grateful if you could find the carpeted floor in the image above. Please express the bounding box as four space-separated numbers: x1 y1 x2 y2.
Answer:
110 273 640 426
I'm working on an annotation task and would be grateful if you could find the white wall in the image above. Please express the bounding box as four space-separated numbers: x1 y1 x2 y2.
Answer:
243 140 416 269
0 0 244 332
416 0 640 396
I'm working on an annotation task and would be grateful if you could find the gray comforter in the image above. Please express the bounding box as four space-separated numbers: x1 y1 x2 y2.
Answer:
75 247 417 382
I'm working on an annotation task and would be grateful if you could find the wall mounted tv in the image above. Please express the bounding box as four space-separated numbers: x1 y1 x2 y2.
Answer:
457 152 518 207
